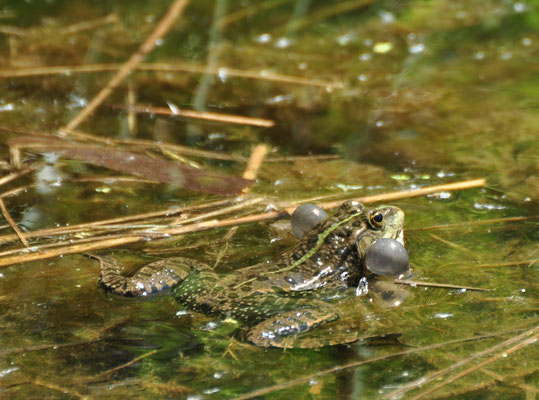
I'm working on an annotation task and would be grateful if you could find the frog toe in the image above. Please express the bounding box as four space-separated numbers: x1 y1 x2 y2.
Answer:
246 308 339 348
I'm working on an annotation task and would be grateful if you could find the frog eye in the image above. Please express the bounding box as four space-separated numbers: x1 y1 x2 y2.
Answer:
369 211 384 228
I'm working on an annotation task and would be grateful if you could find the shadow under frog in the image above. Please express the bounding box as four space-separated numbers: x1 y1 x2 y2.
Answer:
93 201 410 348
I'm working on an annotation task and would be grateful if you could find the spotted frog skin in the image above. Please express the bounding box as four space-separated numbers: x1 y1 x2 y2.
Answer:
96 201 405 348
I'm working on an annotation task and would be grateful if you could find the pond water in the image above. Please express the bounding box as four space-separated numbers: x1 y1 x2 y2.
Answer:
0 1 537 399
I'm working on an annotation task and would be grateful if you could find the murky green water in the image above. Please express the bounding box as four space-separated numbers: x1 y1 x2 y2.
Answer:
0 1 537 399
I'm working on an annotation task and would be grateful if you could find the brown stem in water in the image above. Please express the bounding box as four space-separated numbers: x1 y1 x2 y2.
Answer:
394 279 489 292
0 197 28 247
63 0 189 131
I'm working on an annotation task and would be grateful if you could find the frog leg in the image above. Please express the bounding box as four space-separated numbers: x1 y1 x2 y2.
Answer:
92 254 215 297
245 300 340 348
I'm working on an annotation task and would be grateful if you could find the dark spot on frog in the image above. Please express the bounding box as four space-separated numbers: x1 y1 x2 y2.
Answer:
336 247 350 258
381 290 394 301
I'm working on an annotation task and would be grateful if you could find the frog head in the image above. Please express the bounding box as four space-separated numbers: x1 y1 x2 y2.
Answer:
358 205 408 277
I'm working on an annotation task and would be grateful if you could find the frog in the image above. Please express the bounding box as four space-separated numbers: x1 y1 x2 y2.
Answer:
94 201 408 348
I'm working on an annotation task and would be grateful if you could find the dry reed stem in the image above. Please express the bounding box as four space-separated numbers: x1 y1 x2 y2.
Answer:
144 179 488 239
232 329 514 400
0 179 486 267
168 197 264 226
0 197 28 247
27 379 84 399
394 279 489 292
0 24 27 36
114 104 274 127
242 144 269 195
0 168 32 186
0 198 232 244
409 216 538 231
0 233 134 257
63 0 189 131
0 237 143 268
58 13 118 35
314 178 487 211
62 129 250 162
0 62 343 88
127 81 137 135
410 327 539 400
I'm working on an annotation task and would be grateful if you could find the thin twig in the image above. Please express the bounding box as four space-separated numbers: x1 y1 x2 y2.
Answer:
0 236 143 268
0 198 232 244
63 0 189 131
78 350 158 383
0 62 344 88
113 103 274 127
429 233 473 253
394 279 489 292
409 215 539 231
63 129 250 162
58 13 118 35
0 168 32 186
0 197 29 247
316 178 487 210
28 379 85 399
0 179 486 267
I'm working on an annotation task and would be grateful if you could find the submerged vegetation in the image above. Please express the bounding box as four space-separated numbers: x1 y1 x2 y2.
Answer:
0 0 537 399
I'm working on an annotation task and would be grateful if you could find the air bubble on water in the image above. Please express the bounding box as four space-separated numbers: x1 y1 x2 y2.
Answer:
255 33 271 43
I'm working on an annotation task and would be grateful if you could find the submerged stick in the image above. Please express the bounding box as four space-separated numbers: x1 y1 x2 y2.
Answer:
242 144 269 195
0 169 32 187
394 279 489 292
0 179 486 267
0 199 232 244
77 350 158 383
0 198 28 247
0 237 142 268
113 104 274 127
409 215 538 231
63 0 189 131
0 62 343 88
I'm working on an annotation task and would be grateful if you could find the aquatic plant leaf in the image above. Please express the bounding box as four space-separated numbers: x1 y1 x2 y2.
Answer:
8 136 251 195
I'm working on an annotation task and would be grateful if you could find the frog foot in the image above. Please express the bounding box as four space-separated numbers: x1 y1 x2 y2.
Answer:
92 255 196 297
246 308 339 348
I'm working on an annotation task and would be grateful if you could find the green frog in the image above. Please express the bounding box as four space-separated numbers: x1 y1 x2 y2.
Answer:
95 201 407 348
